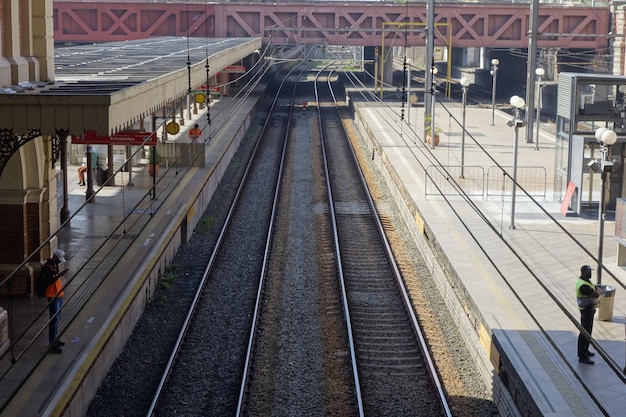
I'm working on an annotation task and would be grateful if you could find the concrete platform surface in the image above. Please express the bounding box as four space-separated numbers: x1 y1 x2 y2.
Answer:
353 100 626 417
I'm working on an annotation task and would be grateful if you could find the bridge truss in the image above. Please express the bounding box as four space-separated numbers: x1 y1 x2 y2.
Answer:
53 2 609 50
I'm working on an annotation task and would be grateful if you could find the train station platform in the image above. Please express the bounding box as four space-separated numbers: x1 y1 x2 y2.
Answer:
352 101 626 416
0 88 261 416
3 73 624 416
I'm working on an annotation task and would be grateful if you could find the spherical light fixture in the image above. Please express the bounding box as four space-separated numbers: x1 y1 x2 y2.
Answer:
490 59 499 126
601 129 618 146
595 127 608 142
460 77 471 88
535 67 545 77
510 95 525 109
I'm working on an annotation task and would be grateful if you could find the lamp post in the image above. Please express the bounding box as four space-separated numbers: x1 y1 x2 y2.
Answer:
508 95 526 229
534 67 545 150
618 85 626 121
430 66 438 149
407 59 411 126
593 127 618 285
460 77 471 178
374 47 379 96
490 58 499 126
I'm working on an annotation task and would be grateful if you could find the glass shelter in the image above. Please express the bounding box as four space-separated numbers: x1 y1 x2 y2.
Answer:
555 73 626 215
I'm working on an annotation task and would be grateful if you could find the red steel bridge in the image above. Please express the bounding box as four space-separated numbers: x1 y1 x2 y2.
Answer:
53 1 610 50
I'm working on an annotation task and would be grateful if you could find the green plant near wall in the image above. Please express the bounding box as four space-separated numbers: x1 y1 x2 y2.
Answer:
424 114 442 136
195 214 216 235
146 146 165 164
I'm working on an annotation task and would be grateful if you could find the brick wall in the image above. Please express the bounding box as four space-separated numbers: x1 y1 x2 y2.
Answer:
0 264 35 298
25 202 41 259
0 205 26 264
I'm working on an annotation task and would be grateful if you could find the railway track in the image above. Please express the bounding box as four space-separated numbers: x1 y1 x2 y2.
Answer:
87 52 496 417
235 62 453 415
319 68 451 416
145 51 314 417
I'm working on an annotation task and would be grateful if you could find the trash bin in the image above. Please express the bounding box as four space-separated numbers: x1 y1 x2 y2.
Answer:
596 284 616 321
96 167 108 186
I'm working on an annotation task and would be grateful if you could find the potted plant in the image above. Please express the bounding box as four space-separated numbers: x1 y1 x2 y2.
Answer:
146 146 165 176
424 115 441 146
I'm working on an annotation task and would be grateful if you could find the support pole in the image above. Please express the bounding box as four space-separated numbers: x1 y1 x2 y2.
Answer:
525 0 539 143
461 85 468 178
598 168 607 285
424 0 435 128
85 146 95 203
511 122 520 229
60 135 70 224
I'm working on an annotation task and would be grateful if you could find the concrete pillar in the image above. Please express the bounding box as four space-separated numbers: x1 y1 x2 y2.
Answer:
2 0 29 84
31 0 54 81
179 98 185 126
19 0 40 81
0 0 53 84
363 46 393 95
0 137 52 264
0 0 11 86
218 72 229 96
40 135 57 255
363 46 377 86
614 4 626 76
381 46 394 87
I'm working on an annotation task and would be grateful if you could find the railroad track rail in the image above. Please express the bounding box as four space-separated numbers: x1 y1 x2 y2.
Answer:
145 51 315 417
117 50 484 417
83 49 507 417
320 67 452 416
233 59 454 416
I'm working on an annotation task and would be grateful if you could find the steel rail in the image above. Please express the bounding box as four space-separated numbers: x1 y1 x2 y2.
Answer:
314 63 366 417
234 51 320 416
144 50 311 417
327 66 452 417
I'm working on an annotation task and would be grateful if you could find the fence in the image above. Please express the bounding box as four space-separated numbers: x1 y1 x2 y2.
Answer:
425 165 485 197
425 165 547 199
486 166 547 199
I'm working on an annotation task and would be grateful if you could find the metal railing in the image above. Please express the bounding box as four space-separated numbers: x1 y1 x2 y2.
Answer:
425 165 485 197
486 166 547 199
425 165 547 200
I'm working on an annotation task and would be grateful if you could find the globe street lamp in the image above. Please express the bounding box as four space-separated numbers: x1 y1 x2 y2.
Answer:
591 127 618 284
534 67 545 150
508 95 526 229
490 58 499 126
460 77 471 178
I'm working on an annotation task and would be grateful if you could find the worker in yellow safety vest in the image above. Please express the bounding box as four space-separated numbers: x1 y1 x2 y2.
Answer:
576 265 600 365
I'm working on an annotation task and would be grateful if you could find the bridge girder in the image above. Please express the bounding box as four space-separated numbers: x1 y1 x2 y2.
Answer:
53 2 609 50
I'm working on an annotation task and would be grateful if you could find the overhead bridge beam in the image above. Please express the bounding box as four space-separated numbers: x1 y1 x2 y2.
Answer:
53 2 610 50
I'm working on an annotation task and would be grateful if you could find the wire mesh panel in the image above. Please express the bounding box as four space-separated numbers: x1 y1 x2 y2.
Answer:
486 166 547 199
425 165 485 197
